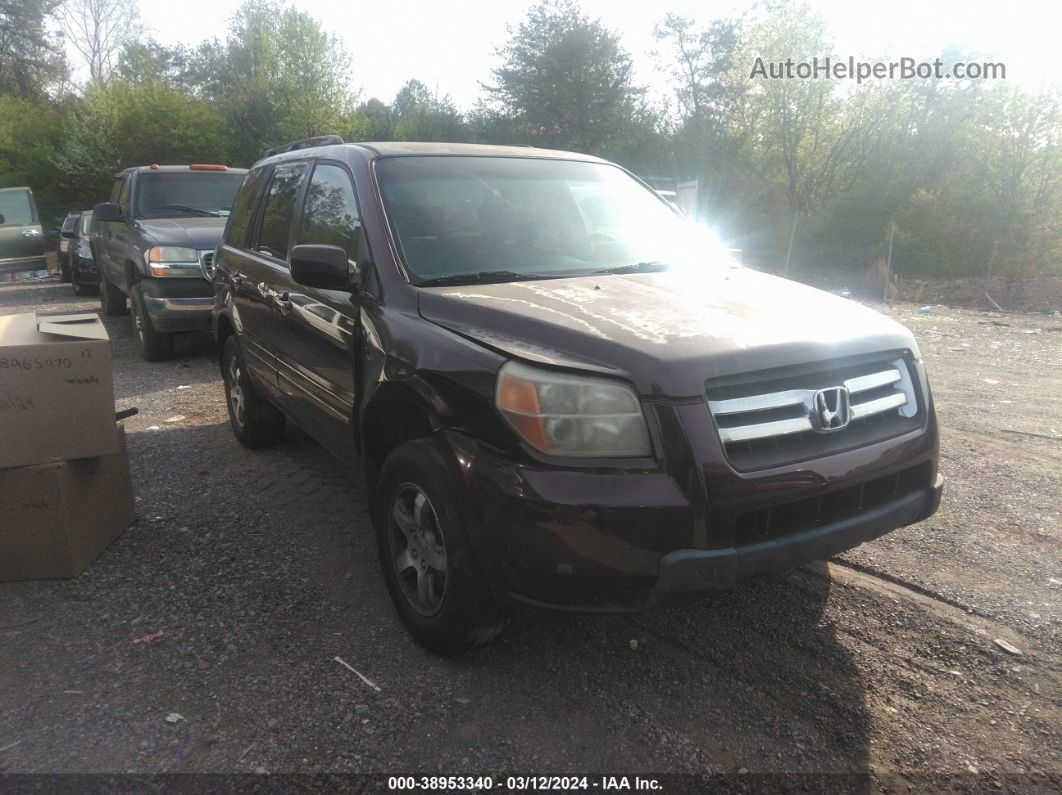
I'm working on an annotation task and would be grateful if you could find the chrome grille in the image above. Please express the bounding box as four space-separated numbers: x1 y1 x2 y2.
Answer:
707 354 923 471
198 250 215 281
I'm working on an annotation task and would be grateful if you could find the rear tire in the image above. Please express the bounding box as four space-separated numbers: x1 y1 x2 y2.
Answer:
99 274 126 316
373 438 508 654
222 334 285 448
130 285 174 361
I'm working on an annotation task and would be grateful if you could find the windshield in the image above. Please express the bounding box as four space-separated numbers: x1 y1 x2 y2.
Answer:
134 172 245 219
375 156 729 286
0 190 35 226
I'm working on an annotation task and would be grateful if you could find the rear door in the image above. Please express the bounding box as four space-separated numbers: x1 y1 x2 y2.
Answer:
227 161 309 394
0 188 46 274
270 160 365 462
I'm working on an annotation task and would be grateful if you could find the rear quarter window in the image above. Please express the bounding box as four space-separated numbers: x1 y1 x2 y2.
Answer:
224 168 268 248
255 163 308 259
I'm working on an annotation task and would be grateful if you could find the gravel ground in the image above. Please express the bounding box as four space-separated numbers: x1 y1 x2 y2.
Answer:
0 280 1059 788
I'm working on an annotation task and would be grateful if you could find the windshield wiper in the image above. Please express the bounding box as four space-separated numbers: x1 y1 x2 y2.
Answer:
593 260 672 275
416 270 560 287
152 205 221 217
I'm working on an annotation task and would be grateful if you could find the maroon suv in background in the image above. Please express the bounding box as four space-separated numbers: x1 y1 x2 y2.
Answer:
211 137 942 653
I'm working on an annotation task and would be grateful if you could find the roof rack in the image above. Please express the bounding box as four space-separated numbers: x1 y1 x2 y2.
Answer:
263 135 345 159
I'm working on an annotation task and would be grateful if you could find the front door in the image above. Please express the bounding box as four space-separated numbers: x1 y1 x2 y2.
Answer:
271 161 364 464
0 188 46 275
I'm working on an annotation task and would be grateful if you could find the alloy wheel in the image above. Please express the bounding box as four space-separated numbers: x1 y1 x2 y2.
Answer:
227 355 245 428
389 483 448 616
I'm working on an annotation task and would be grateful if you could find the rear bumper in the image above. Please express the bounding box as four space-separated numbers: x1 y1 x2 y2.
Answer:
645 474 943 606
139 278 213 332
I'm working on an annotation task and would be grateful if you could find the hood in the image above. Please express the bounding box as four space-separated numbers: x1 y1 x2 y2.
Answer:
135 217 227 250
418 268 919 398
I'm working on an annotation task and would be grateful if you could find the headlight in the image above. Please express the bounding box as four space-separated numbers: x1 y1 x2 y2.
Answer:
495 360 651 457
146 246 200 278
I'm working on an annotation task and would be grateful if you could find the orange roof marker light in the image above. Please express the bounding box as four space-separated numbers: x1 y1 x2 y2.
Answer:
189 164 228 171
150 163 160 169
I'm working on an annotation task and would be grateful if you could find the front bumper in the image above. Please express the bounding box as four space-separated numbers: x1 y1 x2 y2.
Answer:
646 474 942 606
73 256 98 283
139 278 214 332
443 416 941 611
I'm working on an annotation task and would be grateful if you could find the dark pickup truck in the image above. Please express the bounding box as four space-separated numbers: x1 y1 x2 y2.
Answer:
213 138 942 654
93 164 247 360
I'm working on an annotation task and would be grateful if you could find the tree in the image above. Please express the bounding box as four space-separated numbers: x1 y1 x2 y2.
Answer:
391 79 466 142
348 97 394 141
0 0 67 97
114 39 189 88
50 81 234 209
189 0 356 165
55 0 142 85
483 0 643 154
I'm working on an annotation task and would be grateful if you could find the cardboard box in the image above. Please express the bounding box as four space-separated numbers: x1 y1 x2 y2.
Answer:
0 424 135 581
0 311 119 469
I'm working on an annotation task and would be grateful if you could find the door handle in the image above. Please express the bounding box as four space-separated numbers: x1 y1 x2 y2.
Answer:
274 292 293 316
231 271 244 290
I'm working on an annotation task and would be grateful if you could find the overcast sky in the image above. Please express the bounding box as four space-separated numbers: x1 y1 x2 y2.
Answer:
128 0 1058 108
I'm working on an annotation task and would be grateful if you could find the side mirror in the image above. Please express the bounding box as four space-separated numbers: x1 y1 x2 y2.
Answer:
93 202 125 223
289 244 358 291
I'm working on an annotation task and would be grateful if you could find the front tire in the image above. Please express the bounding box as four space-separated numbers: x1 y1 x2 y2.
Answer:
130 285 174 361
373 438 508 654
222 334 285 448
99 274 127 316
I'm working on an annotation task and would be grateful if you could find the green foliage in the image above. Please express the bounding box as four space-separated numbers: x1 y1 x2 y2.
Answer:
0 0 1056 280
0 0 67 98
49 82 234 213
484 0 643 155
188 0 356 164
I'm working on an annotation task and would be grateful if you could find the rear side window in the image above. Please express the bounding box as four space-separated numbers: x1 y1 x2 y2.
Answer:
0 191 34 226
61 215 78 234
79 213 93 235
116 179 130 215
255 163 307 259
296 164 362 264
224 168 267 248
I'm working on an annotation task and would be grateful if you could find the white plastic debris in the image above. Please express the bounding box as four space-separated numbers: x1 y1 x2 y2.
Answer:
164 415 185 423
983 379 1000 385
146 425 160 431
176 385 191 390
165 713 184 723
993 639 1023 656
334 656 381 692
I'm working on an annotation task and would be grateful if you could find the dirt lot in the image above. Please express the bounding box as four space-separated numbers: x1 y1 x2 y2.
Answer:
0 280 1059 788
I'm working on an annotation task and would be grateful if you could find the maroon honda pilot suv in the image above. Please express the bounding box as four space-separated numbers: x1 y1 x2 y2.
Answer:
212 137 942 653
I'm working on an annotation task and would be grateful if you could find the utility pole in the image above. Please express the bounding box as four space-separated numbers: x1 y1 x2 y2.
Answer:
783 210 799 278
883 221 895 301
